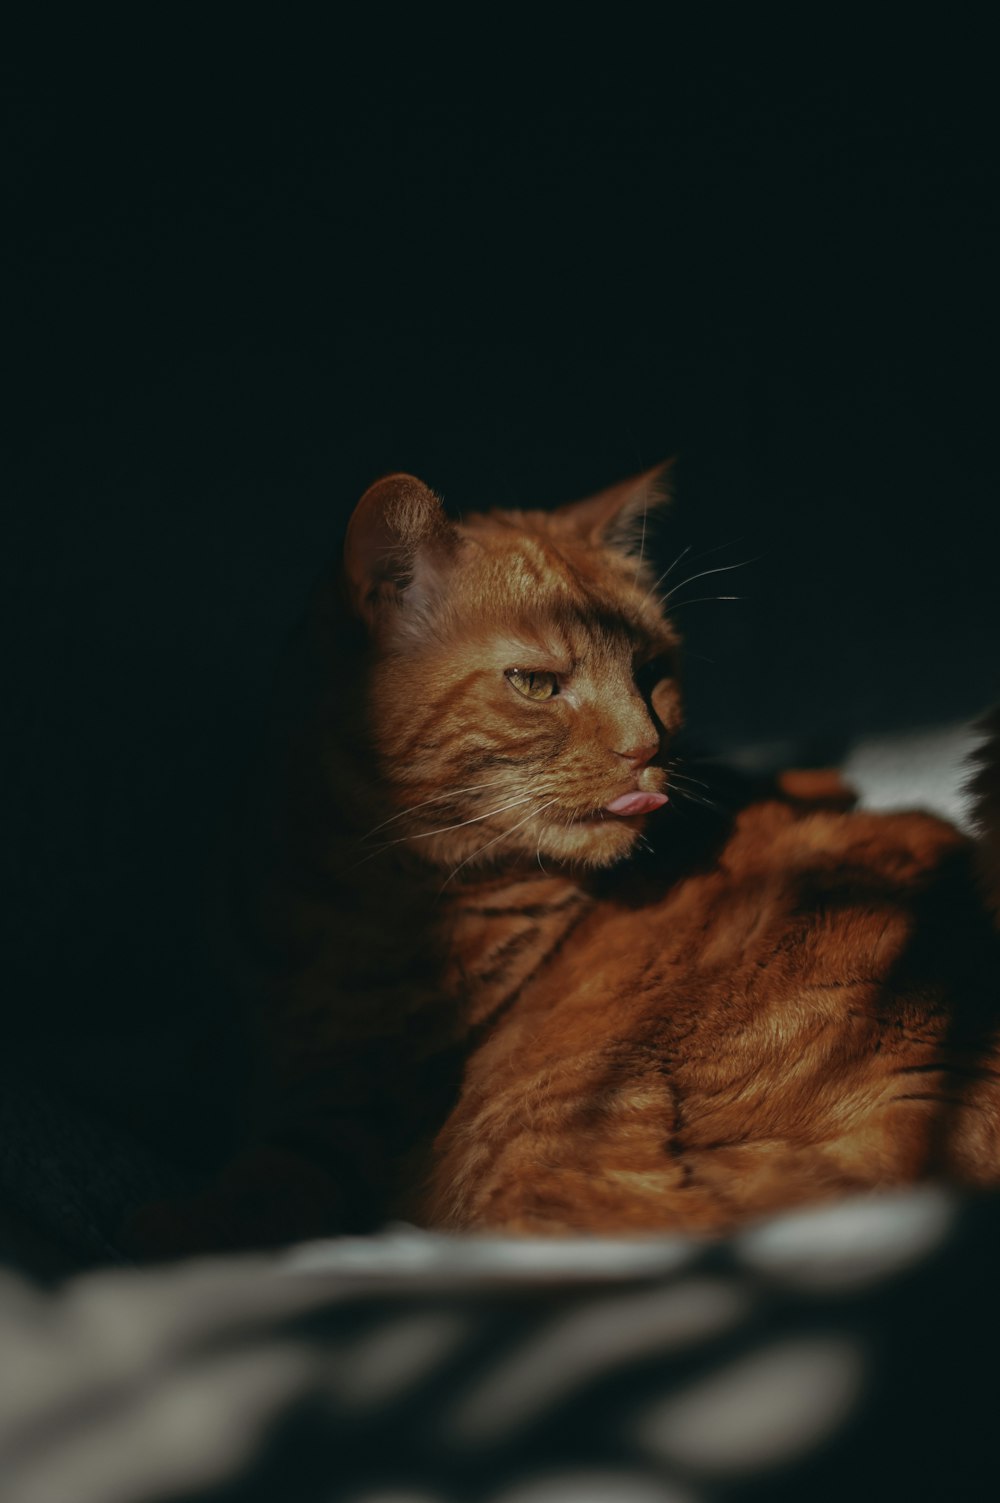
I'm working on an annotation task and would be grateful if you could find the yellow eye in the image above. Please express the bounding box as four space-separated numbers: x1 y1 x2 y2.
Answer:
505 668 558 701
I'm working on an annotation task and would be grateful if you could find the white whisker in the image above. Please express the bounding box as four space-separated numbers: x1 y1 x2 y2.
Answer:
440 798 560 892
667 767 713 791
670 784 723 814
660 556 758 607
632 495 650 589
639 543 693 610
638 536 751 613
535 821 550 875
344 793 538 873
359 779 509 842
658 594 743 611
385 794 538 850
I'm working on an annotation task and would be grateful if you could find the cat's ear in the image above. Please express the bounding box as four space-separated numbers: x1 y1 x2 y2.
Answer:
554 461 674 554
343 473 458 627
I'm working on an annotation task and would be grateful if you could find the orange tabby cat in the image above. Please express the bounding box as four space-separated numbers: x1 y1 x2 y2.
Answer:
133 467 1000 1252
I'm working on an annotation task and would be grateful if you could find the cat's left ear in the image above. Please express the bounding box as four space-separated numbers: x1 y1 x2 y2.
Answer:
554 461 674 554
343 473 459 628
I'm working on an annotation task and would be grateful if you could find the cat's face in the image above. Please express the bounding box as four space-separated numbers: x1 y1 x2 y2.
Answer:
344 471 682 872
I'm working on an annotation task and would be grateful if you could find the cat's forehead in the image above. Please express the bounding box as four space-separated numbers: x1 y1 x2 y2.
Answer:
458 518 627 608
452 513 671 647
460 527 581 599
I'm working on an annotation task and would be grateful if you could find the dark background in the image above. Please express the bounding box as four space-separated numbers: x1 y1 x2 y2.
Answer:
3 35 998 1167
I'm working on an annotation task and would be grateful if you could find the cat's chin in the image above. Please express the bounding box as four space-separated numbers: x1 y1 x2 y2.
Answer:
535 816 642 868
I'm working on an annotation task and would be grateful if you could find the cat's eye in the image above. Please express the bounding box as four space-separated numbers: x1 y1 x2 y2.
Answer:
505 668 559 701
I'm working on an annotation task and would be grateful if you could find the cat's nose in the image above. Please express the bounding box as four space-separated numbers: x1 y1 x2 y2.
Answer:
615 740 659 771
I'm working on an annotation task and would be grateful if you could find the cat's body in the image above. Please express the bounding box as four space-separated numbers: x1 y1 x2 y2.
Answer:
423 793 1000 1232
132 468 1000 1254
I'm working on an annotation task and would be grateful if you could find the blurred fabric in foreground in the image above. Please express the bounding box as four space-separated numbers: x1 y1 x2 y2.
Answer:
1 1186 998 1503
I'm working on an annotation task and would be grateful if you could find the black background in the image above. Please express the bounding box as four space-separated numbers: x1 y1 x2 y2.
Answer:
3 32 998 1153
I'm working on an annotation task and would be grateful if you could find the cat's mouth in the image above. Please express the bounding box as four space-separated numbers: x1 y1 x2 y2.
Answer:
572 791 669 823
604 791 669 817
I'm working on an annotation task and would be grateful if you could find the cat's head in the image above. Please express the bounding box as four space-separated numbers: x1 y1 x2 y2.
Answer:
342 468 682 871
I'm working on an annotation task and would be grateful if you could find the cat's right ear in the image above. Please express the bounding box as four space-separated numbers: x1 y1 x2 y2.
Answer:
343 473 457 628
554 461 675 555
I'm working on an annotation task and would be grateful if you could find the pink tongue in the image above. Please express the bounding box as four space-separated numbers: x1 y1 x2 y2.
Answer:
604 791 669 817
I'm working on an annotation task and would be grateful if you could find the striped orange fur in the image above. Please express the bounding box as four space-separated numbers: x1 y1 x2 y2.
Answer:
130 469 1000 1252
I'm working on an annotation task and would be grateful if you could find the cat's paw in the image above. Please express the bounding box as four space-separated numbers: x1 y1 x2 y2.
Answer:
777 768 858 810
